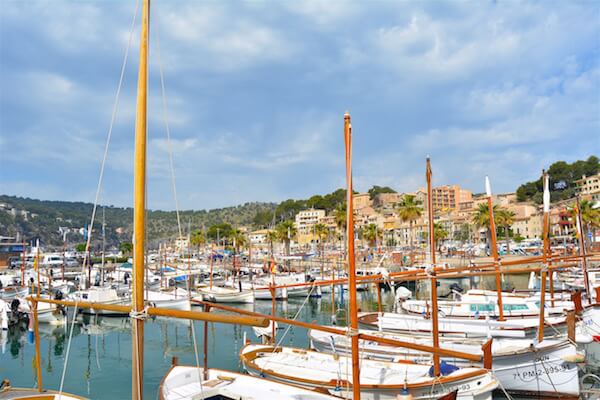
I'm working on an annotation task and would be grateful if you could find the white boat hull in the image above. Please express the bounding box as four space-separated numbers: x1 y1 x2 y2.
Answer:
240 344 497 400
159 366 339 399
310 330 580 397
197 288 254 304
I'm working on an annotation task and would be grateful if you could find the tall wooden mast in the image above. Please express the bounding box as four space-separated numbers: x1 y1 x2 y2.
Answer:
425 157 441 376
344 112 361 400
132 0 149 398
486 176 505 321
575 196 591 302
538 171 550 342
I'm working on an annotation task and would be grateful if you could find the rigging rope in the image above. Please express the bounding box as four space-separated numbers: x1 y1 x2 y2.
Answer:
57 1 140 398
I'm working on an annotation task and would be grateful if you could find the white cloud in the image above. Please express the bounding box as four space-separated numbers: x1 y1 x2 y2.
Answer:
1 1 598 209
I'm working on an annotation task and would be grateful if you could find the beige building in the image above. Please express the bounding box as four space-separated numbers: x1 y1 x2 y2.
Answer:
295 209 326 245
174 236 189 252
575 173 600 201
353 193 372 210
295 209 326 235
508 203 542 239
249 229 272 246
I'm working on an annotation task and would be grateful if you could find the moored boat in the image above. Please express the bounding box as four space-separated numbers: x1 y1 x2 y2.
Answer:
159 365 341 400
196 286 254 304
309 328 581 398
240 344 498 400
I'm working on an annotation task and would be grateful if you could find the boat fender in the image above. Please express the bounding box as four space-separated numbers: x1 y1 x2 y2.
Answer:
396 388 412 399
428 361 459 377
576 332 593 344
561 353 586 363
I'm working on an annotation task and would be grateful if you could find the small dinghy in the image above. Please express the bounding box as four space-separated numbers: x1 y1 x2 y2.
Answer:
159 365 341 400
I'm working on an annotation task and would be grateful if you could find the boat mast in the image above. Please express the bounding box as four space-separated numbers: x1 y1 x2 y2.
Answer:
575 196 591 302
343 112 361 400
538 171 550 342
132 0 149 398
425 157 441 376
485 176 505 321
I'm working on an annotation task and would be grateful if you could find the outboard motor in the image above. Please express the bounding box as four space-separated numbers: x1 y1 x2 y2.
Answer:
9 299 21 323
449 282 463 293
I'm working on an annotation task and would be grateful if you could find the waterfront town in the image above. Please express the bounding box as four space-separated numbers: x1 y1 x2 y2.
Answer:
242 171 600 257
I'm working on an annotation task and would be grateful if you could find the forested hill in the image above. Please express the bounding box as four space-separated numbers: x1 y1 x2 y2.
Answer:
0 195 276 247
0 186 373 248
516 156 599 203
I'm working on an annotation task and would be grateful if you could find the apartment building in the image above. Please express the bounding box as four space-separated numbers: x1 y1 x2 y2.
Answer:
575 173 600 201
427 185 473 212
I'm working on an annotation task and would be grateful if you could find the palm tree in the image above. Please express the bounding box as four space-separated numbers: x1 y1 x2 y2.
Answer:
230 229 248 277
570 199 600 249
266 230 278 260
190 230 206 252
396 195 423 248
362 223 381 248
314 223 329 256
275 220 296 259
334 203 347 255
472 203 502 253
230 229 248 255
433 223 449 252
496 209 515 255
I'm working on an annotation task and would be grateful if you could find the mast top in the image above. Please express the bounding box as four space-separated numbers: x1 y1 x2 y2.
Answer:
543 172 550 213
485 176 492 197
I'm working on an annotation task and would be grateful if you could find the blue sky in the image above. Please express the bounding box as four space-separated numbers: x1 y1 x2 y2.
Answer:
1 1 599 210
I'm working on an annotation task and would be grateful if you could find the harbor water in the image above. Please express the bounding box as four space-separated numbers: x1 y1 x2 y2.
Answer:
1 290 386 399
1 277 596 399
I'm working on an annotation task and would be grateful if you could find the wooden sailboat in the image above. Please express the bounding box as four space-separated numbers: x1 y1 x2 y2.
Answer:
240 343 498 400
308 328 581 398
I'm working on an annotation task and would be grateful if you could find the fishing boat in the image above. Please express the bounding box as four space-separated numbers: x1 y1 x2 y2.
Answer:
309 328 581 397
398 289 573 319
196 286 254 304
0 286 27 301
159 365 341 400
240 344 497 400
13 296 66 325
68 287 130 316
146 289 191 311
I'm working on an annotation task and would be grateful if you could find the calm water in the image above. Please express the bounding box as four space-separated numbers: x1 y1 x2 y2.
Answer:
0 290 388 399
